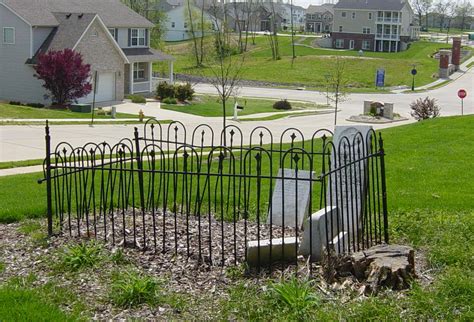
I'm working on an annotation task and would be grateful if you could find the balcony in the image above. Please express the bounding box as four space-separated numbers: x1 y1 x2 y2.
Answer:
375 33 400 40
376 17 401 23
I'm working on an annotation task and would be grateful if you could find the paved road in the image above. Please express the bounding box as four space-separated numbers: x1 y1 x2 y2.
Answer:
1 62 472 163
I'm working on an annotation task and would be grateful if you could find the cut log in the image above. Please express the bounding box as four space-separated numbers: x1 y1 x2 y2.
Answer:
329 244 416 294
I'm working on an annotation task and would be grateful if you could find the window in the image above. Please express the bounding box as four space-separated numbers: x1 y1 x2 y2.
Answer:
335 39 344 48
349 39 354 49
171 22 175 28
339 26 343 32
108 28 117 40
341 11 346 17
362 40 371 50
133 62 147 80
184 22 188 29
352 12 356 19
363 27 371 34
3 27 14 44
131 28 146 46
368 12 372 20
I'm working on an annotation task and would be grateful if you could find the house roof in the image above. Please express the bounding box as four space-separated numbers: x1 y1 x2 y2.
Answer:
26 13 129 65
306 4 334 14
122 48 175 63
1 0 154 27
334 0 406 11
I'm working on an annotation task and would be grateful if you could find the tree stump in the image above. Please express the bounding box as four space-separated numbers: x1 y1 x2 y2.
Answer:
321 244 416 294
349 244 416 294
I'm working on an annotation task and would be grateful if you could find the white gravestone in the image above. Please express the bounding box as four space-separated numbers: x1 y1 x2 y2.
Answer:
329 126 372 248
267 168 315 229
299 206 340 261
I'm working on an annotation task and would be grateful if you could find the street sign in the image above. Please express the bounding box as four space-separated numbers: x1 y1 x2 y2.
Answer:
458 89 467 116
458 89 467 99
411 68 417 76
375 69 385 88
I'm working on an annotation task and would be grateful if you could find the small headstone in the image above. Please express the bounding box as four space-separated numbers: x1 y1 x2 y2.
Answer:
246 237 299 267
267 168 315 228
299 206 339 261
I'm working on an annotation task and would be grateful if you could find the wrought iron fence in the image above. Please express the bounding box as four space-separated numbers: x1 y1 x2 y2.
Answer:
40 119 388 273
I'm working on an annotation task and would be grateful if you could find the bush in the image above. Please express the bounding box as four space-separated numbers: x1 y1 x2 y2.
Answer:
9 101 22 106
156 82 175 100
273 100 292 110
26 103 45 108
410 97 440 121
175 83 194 102
162 97 177 105
128 94 146 104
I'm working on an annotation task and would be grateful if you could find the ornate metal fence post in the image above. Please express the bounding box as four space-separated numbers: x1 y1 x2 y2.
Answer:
45 121 53 236
378 133 389 244
134 127 146 247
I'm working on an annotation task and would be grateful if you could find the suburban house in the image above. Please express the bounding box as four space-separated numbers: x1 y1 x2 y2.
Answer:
0 0 174 105
331 0 420 52
279 4 306 32
305 3 334 33
222 2 285 33
160 2 218 42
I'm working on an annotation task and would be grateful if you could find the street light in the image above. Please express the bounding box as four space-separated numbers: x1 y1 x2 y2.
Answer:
411 65 417 91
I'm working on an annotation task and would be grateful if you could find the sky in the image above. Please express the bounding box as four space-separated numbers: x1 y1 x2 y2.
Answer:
291 0 474 9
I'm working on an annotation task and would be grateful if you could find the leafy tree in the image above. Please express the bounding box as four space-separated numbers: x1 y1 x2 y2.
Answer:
34 49 92 106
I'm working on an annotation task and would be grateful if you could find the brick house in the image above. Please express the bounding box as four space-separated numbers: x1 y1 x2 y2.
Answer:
0 0 174 105
331 0 420 52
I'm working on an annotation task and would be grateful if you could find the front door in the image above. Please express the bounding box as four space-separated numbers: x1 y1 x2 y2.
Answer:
316 22 322 33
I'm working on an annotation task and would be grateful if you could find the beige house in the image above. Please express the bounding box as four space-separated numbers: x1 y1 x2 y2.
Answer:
0 0 174 105
331 0 420 52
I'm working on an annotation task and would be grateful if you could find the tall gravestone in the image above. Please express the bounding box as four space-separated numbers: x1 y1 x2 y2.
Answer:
328 125 372 251
267 168 315 228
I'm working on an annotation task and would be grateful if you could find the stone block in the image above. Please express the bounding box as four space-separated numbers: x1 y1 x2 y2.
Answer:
299 206 339 262
383 103 394 119
246 237 299 267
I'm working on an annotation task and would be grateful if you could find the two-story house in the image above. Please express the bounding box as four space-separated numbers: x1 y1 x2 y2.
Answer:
331 0 420 52
160 2 219 42
0 0 174 105
305 4 334 33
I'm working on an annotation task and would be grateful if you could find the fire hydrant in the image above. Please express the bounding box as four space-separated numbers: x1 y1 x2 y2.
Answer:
138 109 144 122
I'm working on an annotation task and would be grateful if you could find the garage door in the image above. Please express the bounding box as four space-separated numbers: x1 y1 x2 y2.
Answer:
79 72 115 103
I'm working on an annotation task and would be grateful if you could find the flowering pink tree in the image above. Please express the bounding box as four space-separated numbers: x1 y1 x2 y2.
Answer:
34 49 92 106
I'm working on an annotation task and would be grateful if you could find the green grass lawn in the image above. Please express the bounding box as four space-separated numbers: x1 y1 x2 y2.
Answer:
164 38 453 90
161 95 320 117
0 103 136 119
1 116 473 319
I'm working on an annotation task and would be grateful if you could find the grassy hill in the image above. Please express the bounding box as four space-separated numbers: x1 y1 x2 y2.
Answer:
162 37 457 91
